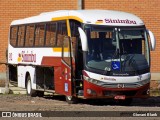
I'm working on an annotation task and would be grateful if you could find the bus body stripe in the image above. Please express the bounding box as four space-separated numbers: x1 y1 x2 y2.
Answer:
53 47 69 52
52 16 83 23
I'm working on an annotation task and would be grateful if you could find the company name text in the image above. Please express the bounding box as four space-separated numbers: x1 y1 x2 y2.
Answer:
21 51 36 62
105 19 137 24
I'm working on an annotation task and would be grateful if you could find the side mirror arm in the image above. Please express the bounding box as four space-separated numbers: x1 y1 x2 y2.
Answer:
78 27 88 51
147 30 156 51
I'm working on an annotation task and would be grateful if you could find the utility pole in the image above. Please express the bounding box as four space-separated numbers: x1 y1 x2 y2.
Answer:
5 49 9 94
78 0 84 10
5 64 9 94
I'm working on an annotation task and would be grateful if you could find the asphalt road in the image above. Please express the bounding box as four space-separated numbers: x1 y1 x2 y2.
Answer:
0 94 160 120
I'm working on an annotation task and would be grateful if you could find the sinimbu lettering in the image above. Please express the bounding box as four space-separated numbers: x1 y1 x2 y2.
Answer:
105 18 137 24
19 51 36 62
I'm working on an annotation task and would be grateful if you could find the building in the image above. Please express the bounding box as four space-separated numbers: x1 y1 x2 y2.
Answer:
0 0 160 83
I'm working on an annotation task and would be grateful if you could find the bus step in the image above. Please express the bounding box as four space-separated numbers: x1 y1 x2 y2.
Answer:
74 79 83 81
76 86 83 89
77 90 83 96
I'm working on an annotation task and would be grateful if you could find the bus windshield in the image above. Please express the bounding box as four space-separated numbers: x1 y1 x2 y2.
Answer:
84 25 149 74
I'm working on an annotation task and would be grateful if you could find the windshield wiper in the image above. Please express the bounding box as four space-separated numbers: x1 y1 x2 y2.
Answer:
122 54 137 72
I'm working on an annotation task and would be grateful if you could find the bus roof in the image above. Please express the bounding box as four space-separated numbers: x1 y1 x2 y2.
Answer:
11 10 144 26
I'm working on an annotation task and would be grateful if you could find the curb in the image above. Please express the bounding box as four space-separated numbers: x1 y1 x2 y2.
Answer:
0 86 26 95
0 87 6 94
9 84 27 94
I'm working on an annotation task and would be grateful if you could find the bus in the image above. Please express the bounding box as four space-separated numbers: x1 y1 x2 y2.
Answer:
8 10 156 104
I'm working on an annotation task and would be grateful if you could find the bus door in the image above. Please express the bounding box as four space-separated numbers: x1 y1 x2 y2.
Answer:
61 36 74 96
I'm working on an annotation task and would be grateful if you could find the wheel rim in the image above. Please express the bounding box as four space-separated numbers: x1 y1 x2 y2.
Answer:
67 96 72 101
27 80 31 94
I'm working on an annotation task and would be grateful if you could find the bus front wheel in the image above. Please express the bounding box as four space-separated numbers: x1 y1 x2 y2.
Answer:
26 76 36 97
65 96 78 104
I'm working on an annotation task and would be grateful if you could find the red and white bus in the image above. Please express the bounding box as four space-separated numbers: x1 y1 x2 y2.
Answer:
8 10 156 104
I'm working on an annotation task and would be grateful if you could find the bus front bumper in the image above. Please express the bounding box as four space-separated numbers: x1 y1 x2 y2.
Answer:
82 80 150 99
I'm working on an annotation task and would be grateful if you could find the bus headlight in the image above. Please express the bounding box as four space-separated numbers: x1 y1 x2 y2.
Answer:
83 75 99 85
87 89 96 95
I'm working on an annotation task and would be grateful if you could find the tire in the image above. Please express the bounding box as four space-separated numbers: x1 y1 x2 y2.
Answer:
65 96 78 104
26 76 37 97
37 91 44 97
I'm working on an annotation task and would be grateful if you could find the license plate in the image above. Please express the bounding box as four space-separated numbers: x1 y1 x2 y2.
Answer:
114 95 126 100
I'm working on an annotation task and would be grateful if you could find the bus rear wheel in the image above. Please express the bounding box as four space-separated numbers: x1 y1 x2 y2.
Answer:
65 96 78 104
26 76 36 97
37 91 44 97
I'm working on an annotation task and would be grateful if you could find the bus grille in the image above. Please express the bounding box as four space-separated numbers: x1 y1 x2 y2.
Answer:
101 83 141 88
103 90 137 97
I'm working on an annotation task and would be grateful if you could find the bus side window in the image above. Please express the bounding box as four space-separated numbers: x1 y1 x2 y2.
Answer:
45 22 57 47
56 21 67 47
62 36 71 66
70 20 81 58
17 26 25 47
35 24 45 47
25 25 35 47
10 26 18 47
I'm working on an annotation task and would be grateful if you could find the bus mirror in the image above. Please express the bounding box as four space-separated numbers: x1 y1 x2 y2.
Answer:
147 30 156 51
78 27 88 51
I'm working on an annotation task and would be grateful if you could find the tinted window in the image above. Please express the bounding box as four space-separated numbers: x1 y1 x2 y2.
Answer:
18 26 25 47
45 22 57 47
70 20 81 58
35 24 45 47
25 25 35 47
10 26 18 47
56 21 67 47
